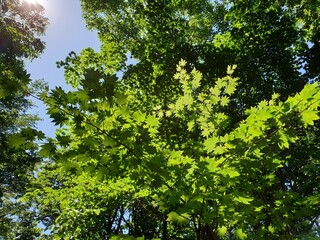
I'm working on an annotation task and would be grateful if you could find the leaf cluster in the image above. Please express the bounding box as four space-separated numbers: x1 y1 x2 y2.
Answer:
28 59 320 239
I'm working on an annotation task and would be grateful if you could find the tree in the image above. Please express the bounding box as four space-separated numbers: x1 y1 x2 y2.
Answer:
27 60 320 240
24 0 320 239
0 0 46 58
0 0 47 238
80 0 319 116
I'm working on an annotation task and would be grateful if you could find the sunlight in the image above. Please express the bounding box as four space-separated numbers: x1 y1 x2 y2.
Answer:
22 0 46 5
24 0 39 3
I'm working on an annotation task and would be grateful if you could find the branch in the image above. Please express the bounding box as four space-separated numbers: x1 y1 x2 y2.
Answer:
29 93 137 157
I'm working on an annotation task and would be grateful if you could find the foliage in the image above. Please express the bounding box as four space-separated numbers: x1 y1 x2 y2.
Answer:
80 0 320 110
25 59 320 239
0 0 47 239
17 0 320 239
0 0 47 59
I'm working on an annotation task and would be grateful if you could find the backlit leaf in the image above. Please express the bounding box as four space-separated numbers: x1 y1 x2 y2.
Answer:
301 110 319 126
204 136 218 153
218 226 228 237
235 229 247 239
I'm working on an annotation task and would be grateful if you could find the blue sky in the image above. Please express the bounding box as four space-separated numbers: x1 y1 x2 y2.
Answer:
26 0 100 137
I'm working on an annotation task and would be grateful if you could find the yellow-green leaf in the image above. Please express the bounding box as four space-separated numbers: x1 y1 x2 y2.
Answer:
301 110 319 126
204 136 218 153
218 226 228 237
235 229 247 239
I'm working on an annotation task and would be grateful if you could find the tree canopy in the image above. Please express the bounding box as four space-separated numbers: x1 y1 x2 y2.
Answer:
3 0 320 239
0 0 47 238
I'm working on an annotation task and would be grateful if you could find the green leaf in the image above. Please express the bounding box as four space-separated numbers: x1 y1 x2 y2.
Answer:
187 120 195 131
94 209 101 215
146 156 163 173
39 141 56 157
220 96 230 106
214 145 226 155
168 151 193 166
191 68 202 89
8 134 27 149
204 136 218 153
179 59 187 67
227 65 237 75
235 229 247 239
182 94 193 106
301 110 319 126
299 84 318 100
133 111 146 123
0 87 7 99
268 225 275 233
167 211 189 225
220 168 240 178
225 84 236 95
234 196 253 205
218 226 228 237
146 115 159 127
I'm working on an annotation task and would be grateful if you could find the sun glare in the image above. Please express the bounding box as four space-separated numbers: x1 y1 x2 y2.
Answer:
23 0 46 5
24 0 38 3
